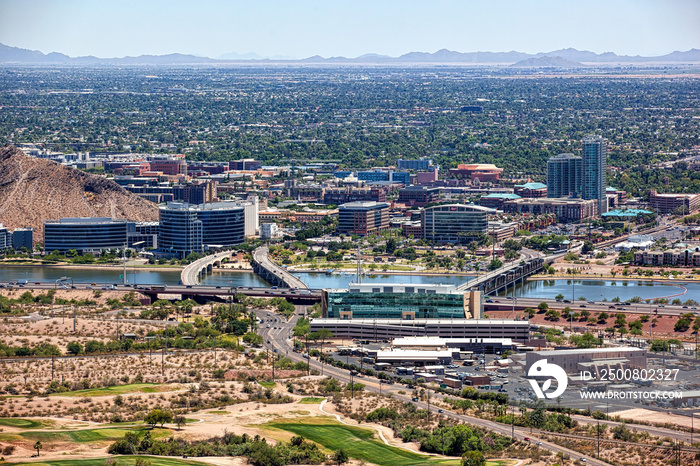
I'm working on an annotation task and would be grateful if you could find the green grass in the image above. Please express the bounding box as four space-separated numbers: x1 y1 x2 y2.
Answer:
0 418 47 429
0 427 169 444
51 383 168 397
208 410 229 414
298 397 325 404
266 419 460 466
6 456 211 466
257 381 276 388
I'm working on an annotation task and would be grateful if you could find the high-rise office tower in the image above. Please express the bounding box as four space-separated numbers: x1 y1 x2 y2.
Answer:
547 153 582 198
581 135 607 215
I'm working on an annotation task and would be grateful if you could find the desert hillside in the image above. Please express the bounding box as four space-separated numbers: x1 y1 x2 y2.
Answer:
0 145 159 243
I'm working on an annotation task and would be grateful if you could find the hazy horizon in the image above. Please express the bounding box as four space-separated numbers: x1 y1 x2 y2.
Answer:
0 0 698 59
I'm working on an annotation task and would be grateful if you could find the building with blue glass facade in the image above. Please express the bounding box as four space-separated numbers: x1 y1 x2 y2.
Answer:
44 218 129 253
582 136 607 215
397 158 433 171
422 204 490 244
322 283 482 320
159 202 245 258
547 153 582 198
12 228 33 251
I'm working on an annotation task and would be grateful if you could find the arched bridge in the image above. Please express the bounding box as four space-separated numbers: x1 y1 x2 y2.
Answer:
181 250 237 286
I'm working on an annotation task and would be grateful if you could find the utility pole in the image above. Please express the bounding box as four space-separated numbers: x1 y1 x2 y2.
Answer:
597 418 600 458
123 243 127 285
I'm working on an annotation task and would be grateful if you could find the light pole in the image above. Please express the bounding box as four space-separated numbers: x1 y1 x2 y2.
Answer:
570 311 575 333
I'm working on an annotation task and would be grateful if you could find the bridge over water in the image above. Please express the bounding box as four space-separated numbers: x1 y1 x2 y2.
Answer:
456 251 564 295
251 246 308 289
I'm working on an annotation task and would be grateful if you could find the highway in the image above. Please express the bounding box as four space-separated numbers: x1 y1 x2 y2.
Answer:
4 280 697 318
0 281 322 301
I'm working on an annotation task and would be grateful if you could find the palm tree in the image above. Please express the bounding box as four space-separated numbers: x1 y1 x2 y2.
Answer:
34 441 42 457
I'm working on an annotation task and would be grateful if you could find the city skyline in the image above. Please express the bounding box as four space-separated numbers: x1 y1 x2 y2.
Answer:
0 0 698 59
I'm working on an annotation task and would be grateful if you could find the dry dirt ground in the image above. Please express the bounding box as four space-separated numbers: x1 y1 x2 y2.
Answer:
613 407 695 429
0 387 500 466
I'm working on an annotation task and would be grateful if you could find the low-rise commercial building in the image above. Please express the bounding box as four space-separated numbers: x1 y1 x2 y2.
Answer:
448 164 503 183
324 186 386 205
649 189 700 214
260 223 280 240
44 218 129 254
12 228 33 250
422 204 490 243
397 157 433 171
479 193 521 210
229 159 262 171
149 158 187 176
337 201 390 236
398 186 440 206
514 182 547 198
391 336 516 354
634 247 700 267
525 347 647 376
503 198 598 222
310 318 530 341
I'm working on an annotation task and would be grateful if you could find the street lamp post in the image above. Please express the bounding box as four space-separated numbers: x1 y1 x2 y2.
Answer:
570 311 575 333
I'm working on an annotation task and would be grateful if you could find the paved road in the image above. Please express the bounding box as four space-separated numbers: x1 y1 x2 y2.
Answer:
253 246 308 290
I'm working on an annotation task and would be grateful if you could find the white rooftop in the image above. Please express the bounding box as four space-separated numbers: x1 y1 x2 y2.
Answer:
392 336 514 346
532 347 645 356
375 349 455 360
344 283 459 294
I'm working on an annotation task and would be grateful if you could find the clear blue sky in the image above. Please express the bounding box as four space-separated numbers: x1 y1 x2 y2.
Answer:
0 0 698 58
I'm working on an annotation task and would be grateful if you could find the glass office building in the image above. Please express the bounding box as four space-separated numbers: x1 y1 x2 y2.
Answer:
422 204 490 244
322 284 481 320
159 202 245 258
582 135 607 215
44 218 129 253
547 153 582 198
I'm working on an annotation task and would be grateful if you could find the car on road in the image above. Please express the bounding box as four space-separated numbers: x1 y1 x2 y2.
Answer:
438 409 443 413
412 397 419 402
536 441 542 446
524 437 530 442
580 458 586 463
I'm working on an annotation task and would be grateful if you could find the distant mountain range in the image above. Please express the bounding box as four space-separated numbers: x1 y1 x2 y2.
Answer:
510 56 584 68
2 43 700 65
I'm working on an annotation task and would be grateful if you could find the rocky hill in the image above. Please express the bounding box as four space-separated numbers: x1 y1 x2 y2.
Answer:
0 145 159 243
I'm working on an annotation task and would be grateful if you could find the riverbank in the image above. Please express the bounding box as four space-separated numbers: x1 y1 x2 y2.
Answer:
528 274 700 284
0 261 183 272
288 267 474 277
